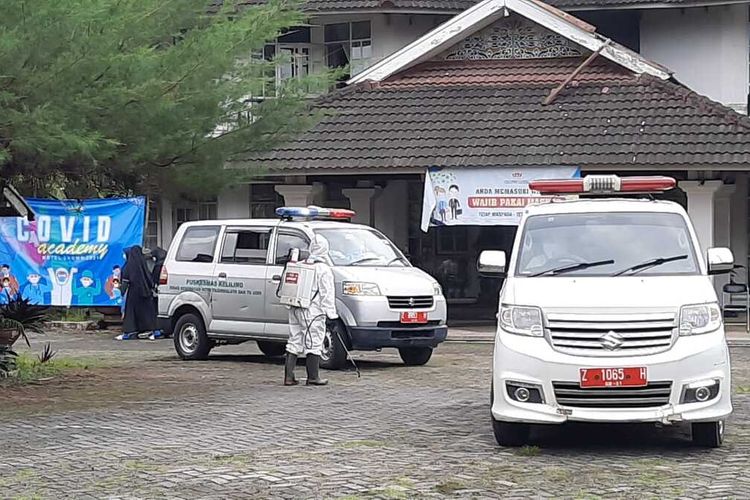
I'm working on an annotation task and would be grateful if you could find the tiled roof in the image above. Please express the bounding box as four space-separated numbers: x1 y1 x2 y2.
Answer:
246 58 750 172
215 0 745 13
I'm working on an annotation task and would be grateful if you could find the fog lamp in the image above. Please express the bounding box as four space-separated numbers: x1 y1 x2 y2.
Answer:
506 382 544 404
681 379 720 404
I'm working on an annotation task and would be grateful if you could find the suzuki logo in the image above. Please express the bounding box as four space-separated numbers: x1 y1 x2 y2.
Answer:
600 331 624 350
408 297 415 307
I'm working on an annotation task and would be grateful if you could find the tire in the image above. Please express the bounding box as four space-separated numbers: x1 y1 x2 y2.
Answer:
692 421 724 448
320 320 348 370
490 381 530 447
173 313 211 361
492 419 531 447
398 347 433 366
257 340 286 358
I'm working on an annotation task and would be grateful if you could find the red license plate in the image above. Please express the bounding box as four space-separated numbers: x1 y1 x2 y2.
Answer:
400 312 428 324
579 367 647 388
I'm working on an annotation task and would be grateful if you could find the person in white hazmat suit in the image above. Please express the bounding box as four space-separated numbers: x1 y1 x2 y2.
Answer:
284 234 338 386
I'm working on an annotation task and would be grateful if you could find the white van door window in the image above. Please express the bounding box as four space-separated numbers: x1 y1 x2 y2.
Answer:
275 232 310 265
176 227 220 263
221 230 271 265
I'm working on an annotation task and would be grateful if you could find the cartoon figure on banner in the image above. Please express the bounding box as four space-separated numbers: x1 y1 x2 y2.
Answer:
111 278 123 305
0 276 17 304
21 273 49 304
448 185 462 220
74 270 102 305
433 186 448 223
105 265 121 299
47 267 78 306
1 264 20 295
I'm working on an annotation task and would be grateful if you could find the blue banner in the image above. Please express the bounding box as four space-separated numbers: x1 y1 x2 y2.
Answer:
0 197 146 306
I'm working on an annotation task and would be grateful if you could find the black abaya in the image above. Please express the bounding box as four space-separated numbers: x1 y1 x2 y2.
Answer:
122 246 157 333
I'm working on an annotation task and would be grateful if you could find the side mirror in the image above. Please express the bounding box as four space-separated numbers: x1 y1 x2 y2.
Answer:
478 250 506 277
707 247 734 275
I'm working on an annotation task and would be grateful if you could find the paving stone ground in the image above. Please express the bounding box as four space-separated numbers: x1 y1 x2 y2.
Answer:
1 331 749 499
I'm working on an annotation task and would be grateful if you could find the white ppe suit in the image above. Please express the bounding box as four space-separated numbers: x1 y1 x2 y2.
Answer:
286 235 338 356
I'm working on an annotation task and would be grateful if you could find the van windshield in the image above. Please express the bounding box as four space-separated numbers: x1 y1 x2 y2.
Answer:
516 212 700 277
315 228 409 267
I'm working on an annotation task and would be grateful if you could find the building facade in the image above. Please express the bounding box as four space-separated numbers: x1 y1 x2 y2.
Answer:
152 0 750 321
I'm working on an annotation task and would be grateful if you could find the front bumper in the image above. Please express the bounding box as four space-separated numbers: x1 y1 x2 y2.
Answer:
349 325 448 350
491 328 732 425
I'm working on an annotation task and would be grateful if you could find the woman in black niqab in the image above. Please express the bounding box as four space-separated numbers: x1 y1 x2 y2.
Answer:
119 246 157 339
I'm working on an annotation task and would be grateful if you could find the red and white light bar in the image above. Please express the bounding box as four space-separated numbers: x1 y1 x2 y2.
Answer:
276 206 356 220
529 175 676 195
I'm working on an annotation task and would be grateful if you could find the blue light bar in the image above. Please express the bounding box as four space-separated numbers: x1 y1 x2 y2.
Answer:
276 206 356 220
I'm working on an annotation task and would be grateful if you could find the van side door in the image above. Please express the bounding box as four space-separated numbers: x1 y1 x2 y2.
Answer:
210 226 272 336
166 225 221 326
264 228 311 338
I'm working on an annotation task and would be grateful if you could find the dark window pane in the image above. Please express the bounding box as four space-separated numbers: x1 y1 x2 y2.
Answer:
325 23 349 42
278 26 311 44
222 230 270 264
177 227 220 262
351 21 371 39
326 43 349 69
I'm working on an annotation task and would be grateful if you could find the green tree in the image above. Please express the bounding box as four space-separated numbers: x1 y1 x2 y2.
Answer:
0 0 322 199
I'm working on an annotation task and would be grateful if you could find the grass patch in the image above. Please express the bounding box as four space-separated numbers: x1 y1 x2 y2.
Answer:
435 480 466 494
8 353 103 384
211 453 254 466
337 439 386 449
736 386 750 394
515 445 541 457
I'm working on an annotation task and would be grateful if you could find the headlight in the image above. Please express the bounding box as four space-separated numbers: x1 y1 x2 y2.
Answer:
343 281 381 296
679 302 721 335
500 305 543 337
433 282 443 296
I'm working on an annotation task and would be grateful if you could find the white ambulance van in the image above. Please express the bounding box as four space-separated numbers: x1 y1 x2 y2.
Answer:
480 175 733 448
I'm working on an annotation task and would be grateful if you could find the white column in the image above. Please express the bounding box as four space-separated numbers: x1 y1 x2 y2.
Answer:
713 184 735 300
343 187 381 226
218 184 250 219
678 180 723 255
274 184 324 206
730 174 748 270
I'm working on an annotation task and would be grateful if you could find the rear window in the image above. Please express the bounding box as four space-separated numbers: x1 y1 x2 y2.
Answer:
176 226 220 263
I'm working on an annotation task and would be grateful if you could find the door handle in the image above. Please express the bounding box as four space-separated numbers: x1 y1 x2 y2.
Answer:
272 275 281 282
218 272 227 279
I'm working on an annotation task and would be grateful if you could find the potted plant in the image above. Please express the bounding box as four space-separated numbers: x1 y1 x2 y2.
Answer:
0 295 48 348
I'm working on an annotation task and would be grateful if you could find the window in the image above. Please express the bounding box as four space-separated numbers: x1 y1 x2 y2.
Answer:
437 227 469 254
175 207 194 229
221 229 271 264
198 199 218 220
255 27 312 98
325 21 372 79
176 226 220 263
250 184 282 218
275 232 310 264
145 200 159 250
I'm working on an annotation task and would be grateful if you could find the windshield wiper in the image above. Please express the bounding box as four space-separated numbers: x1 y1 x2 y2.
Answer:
530 259 615 277
612 254 688 276
387 257 405 266
349 257 382 266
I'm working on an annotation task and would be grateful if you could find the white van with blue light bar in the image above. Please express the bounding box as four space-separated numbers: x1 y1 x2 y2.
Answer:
157 206 447 369
479 175 734 448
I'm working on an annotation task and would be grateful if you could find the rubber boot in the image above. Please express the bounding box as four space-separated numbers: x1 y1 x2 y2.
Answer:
305 354 328 386
284 352 299 386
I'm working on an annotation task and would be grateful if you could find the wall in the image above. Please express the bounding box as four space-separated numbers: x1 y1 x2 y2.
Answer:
373 180 409 251
217 185 251 219
640 4 749 113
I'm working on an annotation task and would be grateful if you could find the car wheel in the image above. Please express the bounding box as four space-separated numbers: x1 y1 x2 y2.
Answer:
398 347 433 366
692 421 724 448
173 313 210 361
320 320 348 370
257 340 286 358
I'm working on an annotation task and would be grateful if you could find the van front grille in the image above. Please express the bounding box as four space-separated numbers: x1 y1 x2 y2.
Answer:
547 314 676 357
552 381 672 408
387 296 434 309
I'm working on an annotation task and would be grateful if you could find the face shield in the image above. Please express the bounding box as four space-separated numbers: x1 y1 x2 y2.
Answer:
309 235 331 263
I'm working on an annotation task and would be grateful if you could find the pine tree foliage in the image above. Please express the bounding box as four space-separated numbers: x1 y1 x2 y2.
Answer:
0 0 324 198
